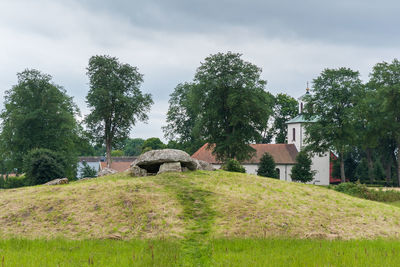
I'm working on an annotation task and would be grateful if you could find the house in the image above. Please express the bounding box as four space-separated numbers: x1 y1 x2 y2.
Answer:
77 156 136 178
192 86 334 185
192 143 298 181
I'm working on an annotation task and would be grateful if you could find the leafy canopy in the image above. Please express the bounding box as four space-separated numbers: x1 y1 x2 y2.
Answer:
85 55 153 166
0 69 80 176
193 52 274 161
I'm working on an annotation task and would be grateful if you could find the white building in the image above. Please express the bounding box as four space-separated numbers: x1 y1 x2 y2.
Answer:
286 90 332 185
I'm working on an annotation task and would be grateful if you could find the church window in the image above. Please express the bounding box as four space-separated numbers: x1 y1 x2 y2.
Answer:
293 128 296 141
276 168 280 178
301 102 303 113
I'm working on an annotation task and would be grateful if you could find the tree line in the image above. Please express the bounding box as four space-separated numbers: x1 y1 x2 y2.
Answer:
1 52 399 187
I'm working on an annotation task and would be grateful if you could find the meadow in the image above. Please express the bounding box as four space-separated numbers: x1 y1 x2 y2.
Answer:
1 171 400 266
1 238 400 266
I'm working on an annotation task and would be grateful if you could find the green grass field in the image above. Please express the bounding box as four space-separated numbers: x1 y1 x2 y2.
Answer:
1 238 400 266
1 170 400 266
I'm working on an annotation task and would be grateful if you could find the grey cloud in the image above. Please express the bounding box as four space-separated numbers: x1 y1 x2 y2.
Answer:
76 0 400 46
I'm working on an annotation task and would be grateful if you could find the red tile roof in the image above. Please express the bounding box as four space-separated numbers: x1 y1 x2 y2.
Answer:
100 161 132 173
192 143 298 164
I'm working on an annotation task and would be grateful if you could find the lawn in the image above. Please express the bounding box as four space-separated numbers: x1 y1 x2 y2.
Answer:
0 238 400 266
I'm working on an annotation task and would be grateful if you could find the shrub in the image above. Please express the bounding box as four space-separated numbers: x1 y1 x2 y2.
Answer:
0 175 30 189
291 151 315 183
23 149 67 185
222 159 246 173
257 152 278 178
334 182 400 202
81 161 97 178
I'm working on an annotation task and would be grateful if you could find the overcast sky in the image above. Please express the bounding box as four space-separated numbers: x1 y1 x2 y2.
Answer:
0 0 399 141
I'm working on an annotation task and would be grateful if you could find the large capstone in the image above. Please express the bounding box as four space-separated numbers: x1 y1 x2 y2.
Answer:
129 149 216 177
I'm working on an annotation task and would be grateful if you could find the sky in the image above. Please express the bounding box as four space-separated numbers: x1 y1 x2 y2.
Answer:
0 0 399 141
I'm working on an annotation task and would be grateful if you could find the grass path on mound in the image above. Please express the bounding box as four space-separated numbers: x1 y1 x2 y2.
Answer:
154 173 215 266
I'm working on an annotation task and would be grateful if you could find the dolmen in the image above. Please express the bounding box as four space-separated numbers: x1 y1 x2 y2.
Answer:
130 149 214 177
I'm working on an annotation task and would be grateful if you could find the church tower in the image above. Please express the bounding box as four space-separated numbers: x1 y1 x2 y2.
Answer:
286 84 331 185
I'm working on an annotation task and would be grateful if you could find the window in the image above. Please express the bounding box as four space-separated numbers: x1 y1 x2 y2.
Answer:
293 128 296 141
276 168 280 179
300 102 303 113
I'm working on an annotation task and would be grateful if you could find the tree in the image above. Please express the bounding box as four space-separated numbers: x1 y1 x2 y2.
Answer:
0 69 80 176
81 161 97 178
257 152 278 178
111 150 124 157
163 83 205 155
85 55 153 167
266 93 298 143
23 149 67 185
222 159 246 173
193 52 274 161
122 138 145 156
141 137 166 153
369 59 400 186
290 151 315 183
304 67 363 182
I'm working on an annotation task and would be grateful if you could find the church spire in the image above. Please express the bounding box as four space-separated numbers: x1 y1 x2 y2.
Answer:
306 81 310 94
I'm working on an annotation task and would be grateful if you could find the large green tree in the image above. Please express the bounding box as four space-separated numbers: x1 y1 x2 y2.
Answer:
266 93 298 143
369 59 400 185
162 83 205 154
122 138 145 156
304 67 363 182
85 55 153 167
193 52 274 161
0 69 80 176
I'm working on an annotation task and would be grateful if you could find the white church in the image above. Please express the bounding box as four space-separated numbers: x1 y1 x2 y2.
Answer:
192 88 336 185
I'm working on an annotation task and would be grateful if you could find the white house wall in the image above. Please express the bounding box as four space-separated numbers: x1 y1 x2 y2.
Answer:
212 163 294 181
287 123 306 151
310 153 330 185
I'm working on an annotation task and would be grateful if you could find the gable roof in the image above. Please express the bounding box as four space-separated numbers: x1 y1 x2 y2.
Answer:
100 161 132 173
192 143 298 165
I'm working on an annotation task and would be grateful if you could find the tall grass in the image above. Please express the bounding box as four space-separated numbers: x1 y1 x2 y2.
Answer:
333 182 400 202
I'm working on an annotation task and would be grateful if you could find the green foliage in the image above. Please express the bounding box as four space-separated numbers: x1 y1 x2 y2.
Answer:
163 83 205 155
369 59 400 185
141 137 166 153
122 138 144 156
304 67 363 182
290 151 315 183
23 149 67 185
257 152 278 178
85 55 153 166
111 150 124 157
266 93 298 143
0 69 79 176
0 175 29 189
167 52 274 161
81 161 97 178
334 182 400 202
222 159 246 173
354 158 369 183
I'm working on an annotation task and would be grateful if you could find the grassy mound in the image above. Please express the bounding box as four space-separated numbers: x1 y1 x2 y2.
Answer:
1 171 400 241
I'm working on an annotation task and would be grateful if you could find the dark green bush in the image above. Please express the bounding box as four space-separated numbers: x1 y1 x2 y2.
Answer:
23 149 67 185
222 159 246 173
257 152 278 178
81 161 97 178
0 175 29 189
334 182 400 202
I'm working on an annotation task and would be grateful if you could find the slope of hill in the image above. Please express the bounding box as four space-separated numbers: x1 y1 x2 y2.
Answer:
0 170 399 240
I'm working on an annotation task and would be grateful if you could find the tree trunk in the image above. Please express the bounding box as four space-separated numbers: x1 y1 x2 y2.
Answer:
106 138 112 168
365 148 374 184
340 151 345 183
385 159 392 185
